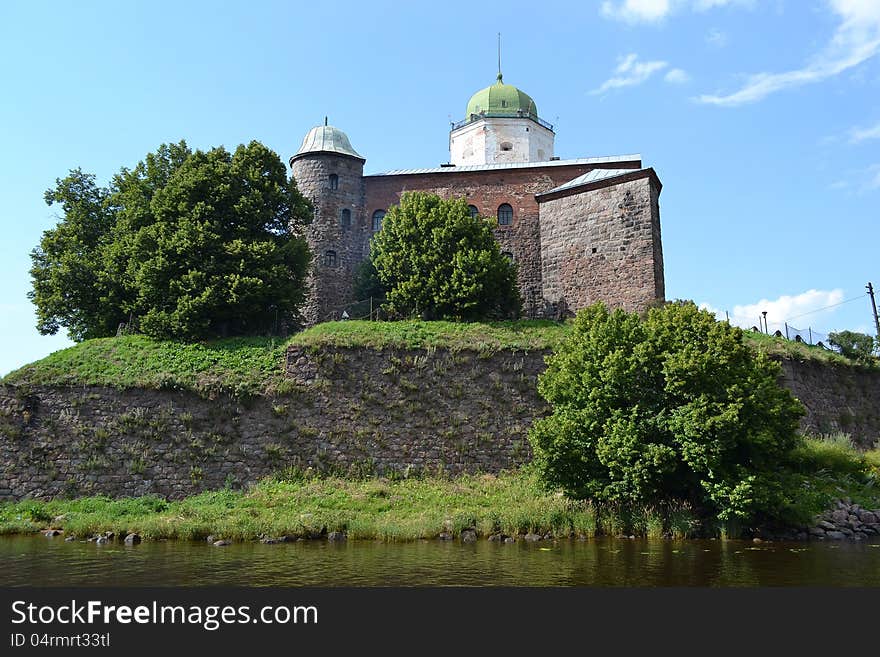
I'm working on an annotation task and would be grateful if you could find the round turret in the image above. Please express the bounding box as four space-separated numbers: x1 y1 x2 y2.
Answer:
289 122 367 326
451 73 554 166
290 123 364 164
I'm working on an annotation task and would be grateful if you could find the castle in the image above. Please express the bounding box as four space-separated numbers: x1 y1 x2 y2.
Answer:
289 71 665 324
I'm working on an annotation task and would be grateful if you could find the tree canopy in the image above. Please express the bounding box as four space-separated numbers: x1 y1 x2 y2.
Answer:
369 192 520 320
528 301 805 522
828 330 876 364
30 140 312 341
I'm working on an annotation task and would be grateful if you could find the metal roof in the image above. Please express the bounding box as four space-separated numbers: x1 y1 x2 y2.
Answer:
366 154 641 177
292 124 364 161
542 168 642 196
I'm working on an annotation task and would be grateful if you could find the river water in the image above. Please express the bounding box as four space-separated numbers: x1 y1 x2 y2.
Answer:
3 535 880 586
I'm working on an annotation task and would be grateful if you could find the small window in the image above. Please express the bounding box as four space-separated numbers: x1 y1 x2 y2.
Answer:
372 209 386 231
329 174 338 190
340 209 351 229
323 250 337 267
467 205 479 218
501 99 507 108
501 251 515 261
497 203 513 226
500 142 513 152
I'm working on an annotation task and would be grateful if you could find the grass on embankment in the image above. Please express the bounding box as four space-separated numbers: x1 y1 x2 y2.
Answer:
0 320 567 397
2 435 877 542
0 470 697 542
3 319 869 398
743 330 877 368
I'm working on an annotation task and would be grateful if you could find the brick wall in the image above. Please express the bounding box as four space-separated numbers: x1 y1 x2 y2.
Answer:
363 162 638 316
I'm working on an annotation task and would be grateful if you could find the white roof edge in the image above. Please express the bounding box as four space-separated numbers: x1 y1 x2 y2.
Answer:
539 168 649 197
365 154 642 177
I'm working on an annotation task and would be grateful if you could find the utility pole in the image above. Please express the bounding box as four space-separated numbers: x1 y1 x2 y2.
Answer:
868 282 880 340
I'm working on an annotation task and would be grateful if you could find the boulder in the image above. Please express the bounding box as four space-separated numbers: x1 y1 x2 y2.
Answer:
460 529 477 543
212 539 231 547
327 531 346 542
123 533 141 545
524 533 542 542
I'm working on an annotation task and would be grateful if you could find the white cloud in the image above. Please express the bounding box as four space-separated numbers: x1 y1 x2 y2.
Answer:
665 68 691 83
706 28 728 47
827 163 880 193
600 0 750 23
849 120 880 142
869 164 880 189
697 1 880 106
591 53 669 94
600 0 672 23
700 289 846 332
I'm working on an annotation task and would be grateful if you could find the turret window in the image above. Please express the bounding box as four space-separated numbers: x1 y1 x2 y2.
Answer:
497 204 513 226
323 250 337 267
467 205 479 218
340 209 351 229
329 174 338 190
372 210 386 232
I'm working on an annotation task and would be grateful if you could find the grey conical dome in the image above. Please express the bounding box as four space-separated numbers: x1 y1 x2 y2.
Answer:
292 124 363 161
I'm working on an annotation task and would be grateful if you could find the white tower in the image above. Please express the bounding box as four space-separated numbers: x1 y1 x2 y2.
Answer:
449 71 555 166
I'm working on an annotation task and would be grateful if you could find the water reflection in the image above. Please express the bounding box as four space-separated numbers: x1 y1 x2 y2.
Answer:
2 536 879 587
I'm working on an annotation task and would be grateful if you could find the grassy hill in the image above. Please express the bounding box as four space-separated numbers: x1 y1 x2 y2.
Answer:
2 319 867 397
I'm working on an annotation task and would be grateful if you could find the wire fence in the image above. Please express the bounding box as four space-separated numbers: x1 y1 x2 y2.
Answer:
723 292 874 353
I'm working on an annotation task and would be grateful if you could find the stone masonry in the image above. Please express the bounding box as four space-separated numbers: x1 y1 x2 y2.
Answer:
537 172 665 313
1 346 878 501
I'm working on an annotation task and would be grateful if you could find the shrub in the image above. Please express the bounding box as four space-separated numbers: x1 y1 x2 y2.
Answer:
828 330 876 364
528 301 805 521
370 192 521 320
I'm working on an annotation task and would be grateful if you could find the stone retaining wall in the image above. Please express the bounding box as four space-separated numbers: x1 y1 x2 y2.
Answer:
0 347 877 501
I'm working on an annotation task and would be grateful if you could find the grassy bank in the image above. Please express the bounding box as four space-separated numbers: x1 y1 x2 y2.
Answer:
1 435 877 542
1 320 565 397
2 320 871 397
0 470 697 542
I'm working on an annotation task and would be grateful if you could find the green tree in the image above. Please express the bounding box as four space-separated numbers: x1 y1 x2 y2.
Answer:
370 192 520 320
827 330 876 363
30 169 121 341
528 301 804 521
352 257 386 302
30 140 312 341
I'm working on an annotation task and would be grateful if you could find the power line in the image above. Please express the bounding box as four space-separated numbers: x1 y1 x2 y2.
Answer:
781 293 867 323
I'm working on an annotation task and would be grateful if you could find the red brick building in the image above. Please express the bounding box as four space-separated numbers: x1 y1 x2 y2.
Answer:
290 74 664 324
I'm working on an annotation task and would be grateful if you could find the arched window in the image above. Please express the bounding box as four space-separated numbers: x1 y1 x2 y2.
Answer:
467 205 479 218
372 210 386 231
497 203 513 226
328 174 338 190
340 208 351 229
323 250 337 267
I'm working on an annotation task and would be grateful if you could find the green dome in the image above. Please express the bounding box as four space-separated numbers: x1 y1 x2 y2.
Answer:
465 74 539 119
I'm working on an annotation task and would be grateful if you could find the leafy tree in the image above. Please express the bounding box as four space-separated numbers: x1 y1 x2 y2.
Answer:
352 257 386 302
528 301 804 521
828 330 876 363
369 192 520 320
30 169 120 341
30 140 312 341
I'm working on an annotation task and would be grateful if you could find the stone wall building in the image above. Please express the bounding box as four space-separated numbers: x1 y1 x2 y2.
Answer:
290 72 665 324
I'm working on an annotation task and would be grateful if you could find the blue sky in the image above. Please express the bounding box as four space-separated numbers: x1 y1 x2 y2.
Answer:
1 0 878 375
